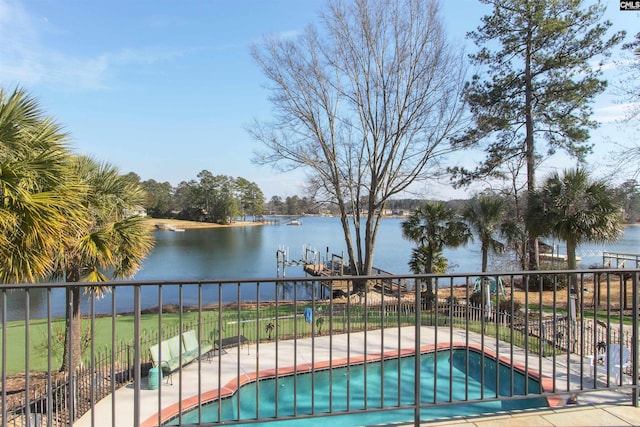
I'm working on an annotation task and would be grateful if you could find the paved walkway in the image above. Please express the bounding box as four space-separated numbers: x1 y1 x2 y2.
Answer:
75 326 639 426
421 402 640 426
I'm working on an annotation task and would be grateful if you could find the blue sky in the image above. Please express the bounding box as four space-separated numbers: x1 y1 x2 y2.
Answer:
1 1 638 200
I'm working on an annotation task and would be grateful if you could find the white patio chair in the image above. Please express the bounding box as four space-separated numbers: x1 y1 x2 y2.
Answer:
587 343 632 385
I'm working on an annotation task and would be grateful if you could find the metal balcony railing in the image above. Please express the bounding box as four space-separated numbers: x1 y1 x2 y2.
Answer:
1 268 638 426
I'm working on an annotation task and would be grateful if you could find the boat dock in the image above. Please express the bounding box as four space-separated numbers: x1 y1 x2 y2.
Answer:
277 246 407 297
302 254 407 297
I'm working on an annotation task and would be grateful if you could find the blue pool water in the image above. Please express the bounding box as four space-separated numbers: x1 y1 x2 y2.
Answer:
166 349 548 426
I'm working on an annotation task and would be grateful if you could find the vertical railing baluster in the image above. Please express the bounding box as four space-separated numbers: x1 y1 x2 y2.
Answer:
414 274 421 425
509 274 515 398
379 277 385 410
111 287 117 427
578 273 586 391
537 273 543 398
217 284 223 423
178 284 184 424
591 272 598 389
311 279 316 415
492 274 499 400
24 289 31 427
606 272 612 387
346 278 351 412
67 286 75 425
236 283 241 422
255 282 260 420
619 271 625 387
479 276 485 401
448 277 454 404
289 278 294 418
465 274 470 403
133 285 141 427
551 273 557 394
156 285 163 426
433 276 438 405
524 274 530 396
2 289 7 427
362 280 367 411
396 278 402 407
46 288 53 427
90 288 96 427
632 271 638 407
329 277 334 413
197 283 203 423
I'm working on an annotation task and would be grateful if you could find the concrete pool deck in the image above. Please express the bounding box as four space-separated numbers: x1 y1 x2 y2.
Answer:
74 326 640 427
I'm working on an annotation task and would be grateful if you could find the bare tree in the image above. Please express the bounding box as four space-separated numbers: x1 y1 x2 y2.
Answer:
249 0 467 283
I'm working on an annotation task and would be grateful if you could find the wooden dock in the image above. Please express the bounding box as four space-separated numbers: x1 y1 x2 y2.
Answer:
303 262 407 296
303 263 333 277
279 248 407 297
304 263 351 294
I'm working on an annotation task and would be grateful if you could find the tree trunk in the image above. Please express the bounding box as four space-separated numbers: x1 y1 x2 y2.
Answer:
60 286 82 372
337 203 358 274
567 239 577 291
481 244 488 273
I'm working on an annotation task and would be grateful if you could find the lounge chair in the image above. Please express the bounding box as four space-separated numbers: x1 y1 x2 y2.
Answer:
149 336 184 385
587 343 632 385
182 330 213 362
149 332 211 385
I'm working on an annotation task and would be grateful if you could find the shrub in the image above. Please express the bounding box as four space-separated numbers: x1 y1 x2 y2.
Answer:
468 291 485 306
498 299 521 316
525 273 568 292
468 293 521 316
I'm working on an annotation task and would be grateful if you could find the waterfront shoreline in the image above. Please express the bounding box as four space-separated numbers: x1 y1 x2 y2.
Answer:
143 218 262 230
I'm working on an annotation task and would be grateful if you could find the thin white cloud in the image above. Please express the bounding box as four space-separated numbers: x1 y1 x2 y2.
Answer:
594 102 640 123
277 30 302 40
0 0 208 91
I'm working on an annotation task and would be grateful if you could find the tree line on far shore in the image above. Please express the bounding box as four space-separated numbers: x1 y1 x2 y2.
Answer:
135 171 264 224
139 173 640 224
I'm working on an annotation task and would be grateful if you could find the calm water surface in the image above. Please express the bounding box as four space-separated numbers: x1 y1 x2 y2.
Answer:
3 217 640 320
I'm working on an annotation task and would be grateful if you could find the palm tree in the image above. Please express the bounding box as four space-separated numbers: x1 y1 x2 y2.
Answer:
462 195 506 273
265 322 275 340
402 201 471 294
408 245 448 277
315 316 324 335
527 168 623 290
56 157 154 372
0 88 154 372
0 87 87 283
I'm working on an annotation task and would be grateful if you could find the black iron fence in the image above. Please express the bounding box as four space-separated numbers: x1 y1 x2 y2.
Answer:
1 268 638 426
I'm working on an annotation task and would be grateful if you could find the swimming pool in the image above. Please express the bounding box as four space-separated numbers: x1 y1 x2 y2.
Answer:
164 348 549 426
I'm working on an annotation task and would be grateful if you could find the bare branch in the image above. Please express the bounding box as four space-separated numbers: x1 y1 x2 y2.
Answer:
249 0 467 276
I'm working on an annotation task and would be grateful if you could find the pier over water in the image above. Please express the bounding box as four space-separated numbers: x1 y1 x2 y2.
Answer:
276 245 407 297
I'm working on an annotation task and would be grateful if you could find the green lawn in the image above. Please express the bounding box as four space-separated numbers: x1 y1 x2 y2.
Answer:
2 312 216 373
2 304 413 374
3 302 588 374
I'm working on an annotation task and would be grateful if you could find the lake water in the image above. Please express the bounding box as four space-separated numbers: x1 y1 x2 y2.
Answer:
3 217 640 320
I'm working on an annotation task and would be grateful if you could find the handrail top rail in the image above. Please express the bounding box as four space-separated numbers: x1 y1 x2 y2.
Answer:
1 267 639 291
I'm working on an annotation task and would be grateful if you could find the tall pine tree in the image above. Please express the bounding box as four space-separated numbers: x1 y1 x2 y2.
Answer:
452 0 624 270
